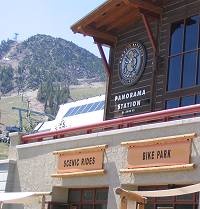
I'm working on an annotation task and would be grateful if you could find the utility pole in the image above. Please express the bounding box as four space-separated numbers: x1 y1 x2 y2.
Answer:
27 99 31 130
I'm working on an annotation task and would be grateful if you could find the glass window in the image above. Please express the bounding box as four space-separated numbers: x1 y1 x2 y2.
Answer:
81 205 93 209
176 194 193 201
175 205 193 209
69 188 108 209
167 56 182 91
182 52 197 88
95 204 107 209
95 189 108 201
170 20 184 55
196 95 200 104
140 186 198 209
82 190 94 201
166 99 180 109
197 52 200 85
69 190 81 202
184 16 199 51
167 15 200 92
181 96 195 106
157 196 173 202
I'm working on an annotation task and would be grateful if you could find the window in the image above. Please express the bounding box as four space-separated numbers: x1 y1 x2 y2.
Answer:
139 185 199 209
167 15 200 91
165 94 200 110
68 188 108 209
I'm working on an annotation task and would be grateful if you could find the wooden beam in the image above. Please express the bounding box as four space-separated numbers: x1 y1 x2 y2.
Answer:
78 26 117 45
95 4 128 29
116 188 147 204
139 8 160 19
106 11 138 31
94 37 114 47
53 144 108 155
51 169 105 178
95 42 111 77
141 13 157 52
123 0 162 15
120 164 195 173
71 0 122 32
121 133 197 147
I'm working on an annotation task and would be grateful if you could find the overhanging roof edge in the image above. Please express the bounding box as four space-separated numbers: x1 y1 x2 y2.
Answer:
71 0 113 33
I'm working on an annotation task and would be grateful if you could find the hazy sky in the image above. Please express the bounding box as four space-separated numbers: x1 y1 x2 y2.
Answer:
0 0 106 57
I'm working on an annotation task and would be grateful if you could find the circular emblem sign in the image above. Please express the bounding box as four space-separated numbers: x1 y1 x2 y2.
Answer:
119 42 146 86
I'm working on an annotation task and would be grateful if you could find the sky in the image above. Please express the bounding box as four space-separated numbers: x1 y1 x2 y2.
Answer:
0 0 107 57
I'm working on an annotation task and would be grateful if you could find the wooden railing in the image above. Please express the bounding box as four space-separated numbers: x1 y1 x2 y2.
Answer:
21 104 200 144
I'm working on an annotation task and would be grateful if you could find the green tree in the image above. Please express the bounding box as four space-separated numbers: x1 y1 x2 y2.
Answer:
0 66 14 94
37 81 70 115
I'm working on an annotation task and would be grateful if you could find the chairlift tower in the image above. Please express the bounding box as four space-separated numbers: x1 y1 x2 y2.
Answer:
14 33 19 42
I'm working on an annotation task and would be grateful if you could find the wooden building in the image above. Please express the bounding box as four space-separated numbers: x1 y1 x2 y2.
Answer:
71 0 200 120
2 1 200 209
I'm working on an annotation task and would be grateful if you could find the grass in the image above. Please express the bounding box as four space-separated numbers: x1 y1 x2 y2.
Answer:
70 83 106 101
0 95 27 127
0 143 9 160
0 83 106 159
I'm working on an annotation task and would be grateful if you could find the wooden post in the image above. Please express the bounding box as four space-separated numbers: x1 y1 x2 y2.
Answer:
41 195 46 209
138 203 145 209
121 196 128 209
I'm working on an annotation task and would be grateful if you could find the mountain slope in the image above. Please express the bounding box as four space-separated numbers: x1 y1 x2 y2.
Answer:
0 34 105 92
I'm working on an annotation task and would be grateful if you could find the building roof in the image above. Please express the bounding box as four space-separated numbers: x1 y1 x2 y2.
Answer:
71 0 162 46
34 95 105 132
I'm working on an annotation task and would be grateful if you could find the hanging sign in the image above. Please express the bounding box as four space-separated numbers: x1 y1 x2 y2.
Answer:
52 144 107 177
121 133 196 169
127 141 191 168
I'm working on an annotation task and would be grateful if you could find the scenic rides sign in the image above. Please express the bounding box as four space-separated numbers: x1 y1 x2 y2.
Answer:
52 144 107 177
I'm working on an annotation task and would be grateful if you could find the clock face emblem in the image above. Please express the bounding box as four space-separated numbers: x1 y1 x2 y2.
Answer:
119 42 146 86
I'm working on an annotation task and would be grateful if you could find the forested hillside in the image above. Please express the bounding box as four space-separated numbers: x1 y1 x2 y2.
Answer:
0 34 105 114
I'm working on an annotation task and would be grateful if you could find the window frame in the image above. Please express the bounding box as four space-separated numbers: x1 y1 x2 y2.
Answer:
167 14 200 92
139 185 199 209
164 12 200 105
68 188 109 209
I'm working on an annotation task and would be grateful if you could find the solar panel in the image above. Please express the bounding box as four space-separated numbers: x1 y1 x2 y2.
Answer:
70 106 82 116
64 101 105 118
87 102 100 112
84 103 93 112
95 101 104 111
64 107 76 117
74 104 87 115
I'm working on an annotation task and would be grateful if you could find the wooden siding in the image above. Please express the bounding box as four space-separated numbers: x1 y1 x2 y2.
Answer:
105 0 200 120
